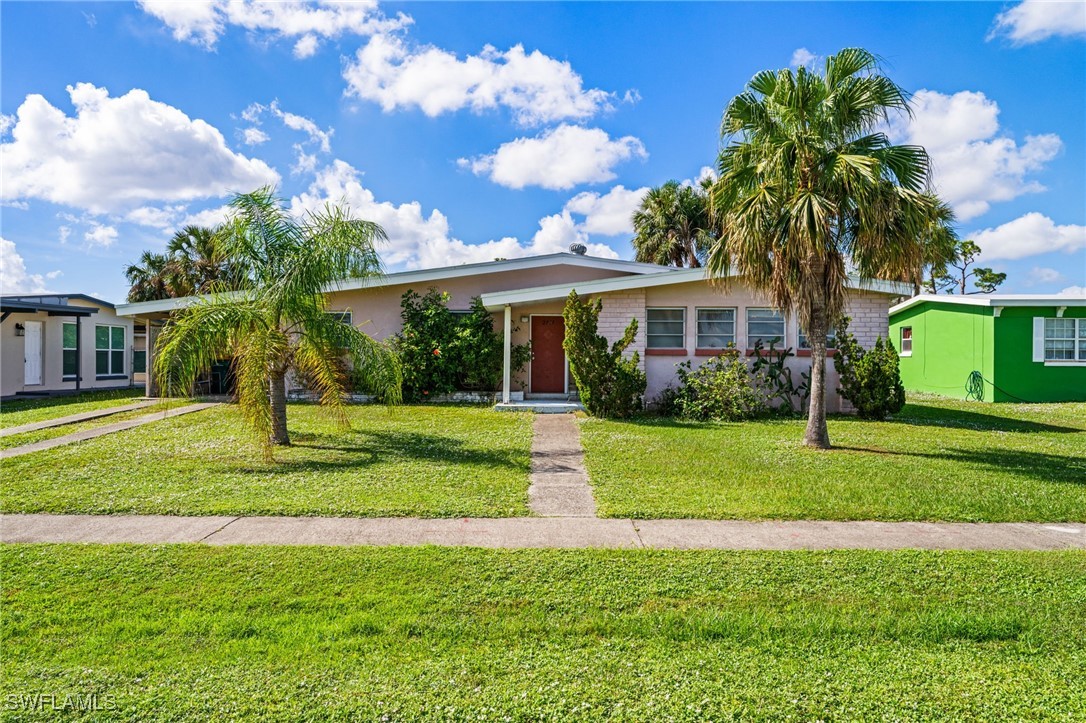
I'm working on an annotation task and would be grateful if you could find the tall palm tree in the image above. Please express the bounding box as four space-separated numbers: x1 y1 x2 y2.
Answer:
154 187 402 458
915 195 959 295
706 48 938 448
124 250 175 302
166 225 247 296
631 181 714 267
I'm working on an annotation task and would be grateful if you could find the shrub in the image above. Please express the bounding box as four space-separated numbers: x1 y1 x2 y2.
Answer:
393 289 530 402
750 339 810 413
562 291 646 418
833 317 906 420
659 351 772 421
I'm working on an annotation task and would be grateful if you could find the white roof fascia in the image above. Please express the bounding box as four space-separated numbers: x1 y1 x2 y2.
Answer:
480 270 912 311
323 253 673 294
890 293 1086 315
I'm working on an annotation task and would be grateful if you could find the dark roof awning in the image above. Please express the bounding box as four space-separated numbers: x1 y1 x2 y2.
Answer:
0 298 98 317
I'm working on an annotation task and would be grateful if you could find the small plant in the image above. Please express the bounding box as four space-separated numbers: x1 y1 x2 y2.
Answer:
833 316 906 420
659 350 772 421
562 291 646 418
750 339 810 413
393 289 530 402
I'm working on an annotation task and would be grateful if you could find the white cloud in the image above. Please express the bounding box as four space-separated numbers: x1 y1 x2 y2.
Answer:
270 101 331 152
178 204 232 230
563 185 648 236
290 159 617 270
124 204 187 229
0 114 14 136
970 212 1086 261
1026 266 1065 285
989 0 1086 44
138 0 411 55
291 147 319 176
242 127 269 145
0 237 58 294
890 89 1061 220
461 125 647 190
1058 286 1086 297
84 223 118 248
790 47 820 68
344 34 615 126
1 83 279 214
58 226 71 243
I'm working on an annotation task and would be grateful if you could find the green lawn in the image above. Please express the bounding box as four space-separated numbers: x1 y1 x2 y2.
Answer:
582 395 1086 521
0 401 182 451
2 545 1083 721
0 404 532 518
0 388 143 429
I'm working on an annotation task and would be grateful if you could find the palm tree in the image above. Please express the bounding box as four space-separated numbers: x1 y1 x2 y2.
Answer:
166 225 247 296
631 181 714 267
915 195 959 295
154 187 402 458
124 250 175 302
706 48 938 449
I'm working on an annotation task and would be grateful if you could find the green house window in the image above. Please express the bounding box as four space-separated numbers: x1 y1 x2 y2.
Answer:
95 325 126 376
1044 318 1083 362
62 323 78 378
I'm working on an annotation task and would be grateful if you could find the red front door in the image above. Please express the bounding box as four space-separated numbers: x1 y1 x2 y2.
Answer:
530 316 565 393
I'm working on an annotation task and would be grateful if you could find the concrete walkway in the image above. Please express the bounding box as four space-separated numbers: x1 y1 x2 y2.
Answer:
0 403 220 459
2 514 1083 550
0 399 161 438
527 414 596 517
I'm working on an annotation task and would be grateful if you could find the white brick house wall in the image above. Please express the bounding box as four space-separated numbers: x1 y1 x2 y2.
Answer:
593 289 647 369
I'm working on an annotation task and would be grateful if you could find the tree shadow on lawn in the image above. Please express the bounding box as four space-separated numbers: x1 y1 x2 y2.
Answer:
238 429 529 475
830 446 1086 487
888 405 1083 435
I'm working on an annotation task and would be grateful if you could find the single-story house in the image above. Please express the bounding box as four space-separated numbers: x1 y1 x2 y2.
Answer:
888 294 1086 403
115 252 909 411
1 294 139 400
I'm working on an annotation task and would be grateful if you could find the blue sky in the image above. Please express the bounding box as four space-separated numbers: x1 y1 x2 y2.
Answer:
2 0 1084 303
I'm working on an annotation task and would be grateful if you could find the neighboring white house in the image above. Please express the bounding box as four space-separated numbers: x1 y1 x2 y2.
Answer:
1 294 137 399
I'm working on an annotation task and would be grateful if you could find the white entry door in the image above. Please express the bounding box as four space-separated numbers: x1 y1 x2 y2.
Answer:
23 321 43 385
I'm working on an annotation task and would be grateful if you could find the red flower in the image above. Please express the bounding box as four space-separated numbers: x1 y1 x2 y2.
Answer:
433 348 441 356
423 390 429 395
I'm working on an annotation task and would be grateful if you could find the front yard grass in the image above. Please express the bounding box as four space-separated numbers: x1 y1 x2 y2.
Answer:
2 544 1083 720
0 400 183 451
582 395 1086 521
0 388 143 429
0 404 532 518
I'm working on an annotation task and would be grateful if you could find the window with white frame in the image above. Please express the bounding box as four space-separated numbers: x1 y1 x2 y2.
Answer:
646 308 685 349
900 326 913 355
746 308 785 348
62 323 78 378
696 308 736 349
798 325 837 350
1044 318 1085 361
95 325 125 376
327 311 353 325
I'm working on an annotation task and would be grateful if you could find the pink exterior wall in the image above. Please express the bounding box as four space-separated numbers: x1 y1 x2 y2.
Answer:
580 280 892 412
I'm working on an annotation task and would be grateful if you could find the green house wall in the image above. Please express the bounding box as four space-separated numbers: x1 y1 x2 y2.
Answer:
890 301 1086 403
992 305 1086 402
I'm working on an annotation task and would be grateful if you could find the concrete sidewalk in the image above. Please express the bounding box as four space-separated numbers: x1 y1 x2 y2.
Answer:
0 399 161 438
0 403 220 459
2 514 1083 550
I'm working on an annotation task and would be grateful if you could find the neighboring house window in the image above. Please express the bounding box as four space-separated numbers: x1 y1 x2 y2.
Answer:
62 323 78 379
696 308 736 349
327 311 353 325
746 308 785 348
900 326 913 355
1044 318 1084 361
798 326 837 350
95 325 125 376
647 308 685 349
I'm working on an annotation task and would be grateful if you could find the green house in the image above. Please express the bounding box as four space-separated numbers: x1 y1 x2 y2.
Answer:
888 295 1086 403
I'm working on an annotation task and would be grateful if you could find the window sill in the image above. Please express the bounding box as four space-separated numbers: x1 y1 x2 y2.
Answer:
695 348 740 357
646 348 688 356
1043 361 1085 367
95 374 129 381
62 376 78 381
900 352 912 357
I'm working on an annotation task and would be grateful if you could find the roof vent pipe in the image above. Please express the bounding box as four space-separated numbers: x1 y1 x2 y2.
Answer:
568 242 587 255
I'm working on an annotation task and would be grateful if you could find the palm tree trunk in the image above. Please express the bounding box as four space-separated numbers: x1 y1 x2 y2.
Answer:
803 264 831 449
269 368 290 446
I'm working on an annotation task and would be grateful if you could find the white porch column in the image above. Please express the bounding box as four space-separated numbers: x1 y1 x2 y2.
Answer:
502 305 512 404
